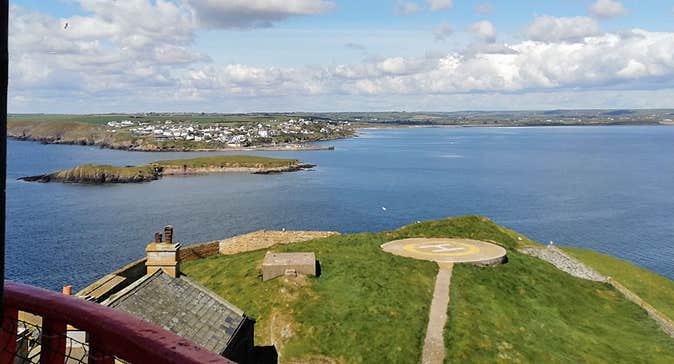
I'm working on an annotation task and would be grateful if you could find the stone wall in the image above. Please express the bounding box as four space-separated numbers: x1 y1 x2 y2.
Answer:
179 241 220 263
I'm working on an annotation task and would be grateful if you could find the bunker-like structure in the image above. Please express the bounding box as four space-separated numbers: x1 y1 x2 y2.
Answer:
262 252 316 281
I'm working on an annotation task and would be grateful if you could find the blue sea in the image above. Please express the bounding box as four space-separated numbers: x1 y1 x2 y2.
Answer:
5 126 674 290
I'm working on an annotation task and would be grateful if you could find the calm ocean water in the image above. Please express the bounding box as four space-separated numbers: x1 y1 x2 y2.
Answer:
5 126 674 290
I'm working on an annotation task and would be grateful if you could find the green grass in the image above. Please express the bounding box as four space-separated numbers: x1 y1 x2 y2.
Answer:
183 232 437 363
153 155 301 168
182 216 674 363
446 251 674 363
51 164 157 180
563 247 674 322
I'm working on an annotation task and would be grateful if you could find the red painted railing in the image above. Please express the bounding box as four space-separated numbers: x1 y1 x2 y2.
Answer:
1 281 235 363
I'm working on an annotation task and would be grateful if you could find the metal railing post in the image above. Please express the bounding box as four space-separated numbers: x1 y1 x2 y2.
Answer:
88 334 115 364
0 306 18 362
40 318 67 364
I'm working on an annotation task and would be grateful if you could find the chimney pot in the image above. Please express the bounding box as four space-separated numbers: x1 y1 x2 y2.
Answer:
62 285 72 295
164 225 173 243
146 226 181 278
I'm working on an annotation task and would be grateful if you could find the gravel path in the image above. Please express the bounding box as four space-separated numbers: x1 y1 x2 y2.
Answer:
518 245 607 282
422 264 453 364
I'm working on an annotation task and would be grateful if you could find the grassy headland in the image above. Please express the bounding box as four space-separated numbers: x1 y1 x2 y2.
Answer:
7 114 353 151
20 155 312 184
182 216 674 363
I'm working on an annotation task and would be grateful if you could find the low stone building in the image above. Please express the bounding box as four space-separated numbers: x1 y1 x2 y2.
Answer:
78 226 255 363
262 252 317 281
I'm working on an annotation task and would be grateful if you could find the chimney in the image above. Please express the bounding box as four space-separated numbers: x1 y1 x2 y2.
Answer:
145 225 181 278
62 285 72 295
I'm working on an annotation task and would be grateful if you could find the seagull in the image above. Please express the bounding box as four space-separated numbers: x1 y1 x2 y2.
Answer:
381 207 387 211
64 22 69 30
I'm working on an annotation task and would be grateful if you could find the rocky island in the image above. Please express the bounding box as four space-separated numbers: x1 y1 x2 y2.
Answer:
19 155 314 184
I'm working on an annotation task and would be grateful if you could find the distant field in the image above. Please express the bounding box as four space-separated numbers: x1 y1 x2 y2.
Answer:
9 109 674 127
8 113 314 125
183 216 674 363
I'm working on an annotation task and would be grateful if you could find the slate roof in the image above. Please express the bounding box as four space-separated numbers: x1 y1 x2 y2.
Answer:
102 270 246 354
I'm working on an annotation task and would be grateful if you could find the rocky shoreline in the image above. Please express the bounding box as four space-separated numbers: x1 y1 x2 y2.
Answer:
9 135 336 152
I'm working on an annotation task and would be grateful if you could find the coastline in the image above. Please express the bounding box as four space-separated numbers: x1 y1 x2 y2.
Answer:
7 135 337 152
354 122 670 131
9 122 671 151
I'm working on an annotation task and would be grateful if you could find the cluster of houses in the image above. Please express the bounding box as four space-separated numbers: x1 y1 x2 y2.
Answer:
106 118 351 147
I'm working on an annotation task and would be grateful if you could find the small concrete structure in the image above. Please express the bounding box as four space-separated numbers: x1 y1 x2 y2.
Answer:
262 252 316 281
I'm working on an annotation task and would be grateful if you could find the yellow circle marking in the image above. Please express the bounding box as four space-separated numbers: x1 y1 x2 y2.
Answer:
402 240 480 257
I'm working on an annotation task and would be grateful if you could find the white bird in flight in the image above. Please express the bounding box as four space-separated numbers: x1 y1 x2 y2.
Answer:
381 207 387 211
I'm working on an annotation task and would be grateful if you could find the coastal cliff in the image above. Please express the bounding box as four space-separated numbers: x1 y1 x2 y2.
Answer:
20 155 314 184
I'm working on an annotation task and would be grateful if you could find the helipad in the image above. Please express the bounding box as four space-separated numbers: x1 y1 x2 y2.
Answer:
381 238 507 266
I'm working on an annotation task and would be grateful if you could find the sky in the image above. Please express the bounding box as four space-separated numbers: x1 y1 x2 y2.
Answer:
8 0 674 113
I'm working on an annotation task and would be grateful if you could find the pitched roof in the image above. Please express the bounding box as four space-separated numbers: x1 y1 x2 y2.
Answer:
102 270 247 354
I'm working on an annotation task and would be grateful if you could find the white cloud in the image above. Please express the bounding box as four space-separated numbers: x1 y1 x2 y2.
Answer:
396 2 420 15
434 21 453 41
427 0 453 11
177 28 674 99
525 16 600 43
9 2 674 112
9 3 201 95
470 20 496 43
185 0 335 29
589 0 628 19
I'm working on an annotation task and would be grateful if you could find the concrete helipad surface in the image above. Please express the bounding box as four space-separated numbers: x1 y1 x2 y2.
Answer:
381 238 507 266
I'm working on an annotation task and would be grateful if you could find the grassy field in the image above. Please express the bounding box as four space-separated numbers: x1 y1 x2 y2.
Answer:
51 164 156 181
182 216 674 363
154 155 301 169
563 247 674 322
8 113 312 125
446 251 674 363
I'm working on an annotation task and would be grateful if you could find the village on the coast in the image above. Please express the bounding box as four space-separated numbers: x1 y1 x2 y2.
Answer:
105 118 353 147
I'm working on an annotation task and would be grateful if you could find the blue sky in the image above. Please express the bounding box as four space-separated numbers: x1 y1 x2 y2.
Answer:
8 0 674 112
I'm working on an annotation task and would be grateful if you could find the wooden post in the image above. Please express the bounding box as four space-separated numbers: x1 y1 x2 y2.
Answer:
40 318 66 364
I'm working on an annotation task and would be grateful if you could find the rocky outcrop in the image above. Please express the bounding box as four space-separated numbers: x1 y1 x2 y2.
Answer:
19 160 315 184
19 165 159 184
